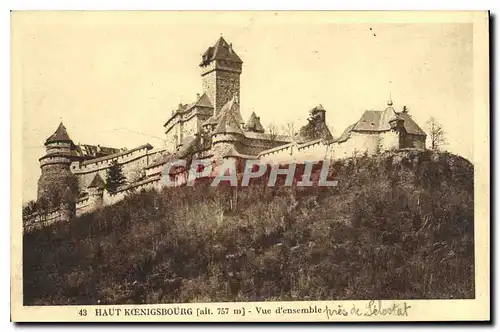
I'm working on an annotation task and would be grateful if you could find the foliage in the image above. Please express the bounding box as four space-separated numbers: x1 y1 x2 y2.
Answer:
105 160 127 193
22 200 38 217
426 117 447 150
23 150 474 305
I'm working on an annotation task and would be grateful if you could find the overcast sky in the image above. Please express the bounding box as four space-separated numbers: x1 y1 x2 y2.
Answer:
15 12 474 201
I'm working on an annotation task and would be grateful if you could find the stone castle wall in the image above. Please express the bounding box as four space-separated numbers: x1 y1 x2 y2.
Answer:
102 176 162 206
332 131 380 159
259 139 327 164
23 204 73 233
71 146 155 191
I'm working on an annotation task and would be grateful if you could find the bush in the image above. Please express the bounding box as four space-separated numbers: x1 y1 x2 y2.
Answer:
23 150 474 304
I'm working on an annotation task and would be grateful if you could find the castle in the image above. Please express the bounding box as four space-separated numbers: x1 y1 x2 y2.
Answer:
24 36 427 231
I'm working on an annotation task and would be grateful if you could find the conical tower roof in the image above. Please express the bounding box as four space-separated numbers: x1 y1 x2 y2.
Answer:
45 122 72 144
245 112 265 133
88 173 105 189
379 99 400 130
214 97 244 135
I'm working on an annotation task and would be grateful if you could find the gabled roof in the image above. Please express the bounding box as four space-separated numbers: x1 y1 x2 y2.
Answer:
245 112 265 133
185 93 214 112
352 108 425 136
45 122 72 144
336 101 427 141
398 113 426 136
351 110 384 131
88 173 105 189
163 93 214 128
200 36 243 67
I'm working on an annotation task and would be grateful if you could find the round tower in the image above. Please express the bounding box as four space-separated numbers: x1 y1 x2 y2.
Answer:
37 122 79 207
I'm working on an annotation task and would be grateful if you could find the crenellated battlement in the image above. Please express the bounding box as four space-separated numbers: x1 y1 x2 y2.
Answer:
30 36 427 233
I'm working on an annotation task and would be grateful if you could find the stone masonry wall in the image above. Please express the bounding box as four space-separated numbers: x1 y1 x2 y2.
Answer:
202 64 241 115
71 147 154 191
23 204 73 233
37 164 79 203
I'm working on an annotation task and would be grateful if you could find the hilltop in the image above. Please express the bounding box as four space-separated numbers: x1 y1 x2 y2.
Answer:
23 150 474 305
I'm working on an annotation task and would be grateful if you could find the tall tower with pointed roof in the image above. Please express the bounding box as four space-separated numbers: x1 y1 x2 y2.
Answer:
37 122 79 206
200 36 243 116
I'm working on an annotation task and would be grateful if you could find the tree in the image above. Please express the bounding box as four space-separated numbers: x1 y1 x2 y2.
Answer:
22 200 38 217
426 117 447 150
105 160 127 193
267 123 280 142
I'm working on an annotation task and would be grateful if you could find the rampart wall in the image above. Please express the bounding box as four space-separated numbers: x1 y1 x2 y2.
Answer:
70 146 156 190
23 204 73 233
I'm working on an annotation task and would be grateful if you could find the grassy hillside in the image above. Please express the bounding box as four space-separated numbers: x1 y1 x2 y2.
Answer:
23 150 474 305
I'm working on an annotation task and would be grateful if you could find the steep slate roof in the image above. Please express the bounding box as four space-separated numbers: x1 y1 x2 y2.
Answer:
335 102 426 142
184 93 214 112
46 122 72 143
397 113 426 136
200 37 243 66
72 144 122 158
214 110 244 135
88 173 105 189
164 93 214 128
213 96 245 135
351 110 384 131
245 112 265 132
204 95 243 127
352 109 425 136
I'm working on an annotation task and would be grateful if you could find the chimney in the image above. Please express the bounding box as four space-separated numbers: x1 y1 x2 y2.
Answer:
196 93 200 99
229 43 233 53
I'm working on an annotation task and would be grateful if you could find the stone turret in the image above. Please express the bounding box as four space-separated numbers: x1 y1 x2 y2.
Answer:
86 173 105 211
210 96 245 159
37 122 79 207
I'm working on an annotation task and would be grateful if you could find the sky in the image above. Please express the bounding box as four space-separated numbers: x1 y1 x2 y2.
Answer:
14 12 475 201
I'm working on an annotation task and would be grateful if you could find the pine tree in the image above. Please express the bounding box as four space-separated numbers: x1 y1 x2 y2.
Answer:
105 160 127 193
